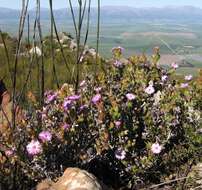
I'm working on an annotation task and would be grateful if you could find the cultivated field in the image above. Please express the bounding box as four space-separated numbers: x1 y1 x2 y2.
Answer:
1 14 202 76
121 32 197 39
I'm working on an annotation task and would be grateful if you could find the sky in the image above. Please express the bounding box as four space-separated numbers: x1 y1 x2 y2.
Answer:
0 0 202 9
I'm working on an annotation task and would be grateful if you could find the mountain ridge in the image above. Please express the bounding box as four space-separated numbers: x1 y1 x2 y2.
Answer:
0 6 202 22
0 5 201 10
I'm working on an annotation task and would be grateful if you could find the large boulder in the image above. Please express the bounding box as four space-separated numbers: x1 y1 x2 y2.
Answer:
37 168 104 190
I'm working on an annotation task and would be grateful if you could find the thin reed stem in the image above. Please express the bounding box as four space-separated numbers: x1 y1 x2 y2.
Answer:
69 0 88 92
95 0 100 76
27 14 30 46
49 1 72 77
36 0 45 106
74 0 83 93
49 0 59 89
83 0 91 47
12 0 29 128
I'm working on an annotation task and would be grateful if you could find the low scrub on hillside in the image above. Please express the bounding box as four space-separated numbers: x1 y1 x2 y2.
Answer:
0 47 202 189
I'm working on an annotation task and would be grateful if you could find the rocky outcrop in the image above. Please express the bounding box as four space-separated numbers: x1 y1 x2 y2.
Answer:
0 80 22 131
37 168 105 190
0 80 11 128
29 46 42 57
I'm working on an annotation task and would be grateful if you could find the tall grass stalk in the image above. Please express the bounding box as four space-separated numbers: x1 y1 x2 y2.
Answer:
12 0 29 128
16 1 41 106
69 0 93 92
83 0 91 48
75 0 82 93
36 0 45 106
49 0 72 79
27 14 30 46
95 0 100 75
49 0 59 88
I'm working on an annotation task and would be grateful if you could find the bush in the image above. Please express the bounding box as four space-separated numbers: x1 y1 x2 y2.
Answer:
0 47 201 189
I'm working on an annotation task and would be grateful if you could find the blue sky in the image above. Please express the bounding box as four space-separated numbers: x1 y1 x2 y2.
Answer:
0 0 202 9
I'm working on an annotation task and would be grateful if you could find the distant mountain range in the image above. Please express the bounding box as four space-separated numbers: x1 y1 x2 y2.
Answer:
0 6 202 22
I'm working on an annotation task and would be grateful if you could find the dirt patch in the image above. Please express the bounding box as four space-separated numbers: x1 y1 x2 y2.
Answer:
121 32 197 39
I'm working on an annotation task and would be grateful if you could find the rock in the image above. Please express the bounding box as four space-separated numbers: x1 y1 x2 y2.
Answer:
37 168 104 190
0 80 11 129
56 168 103 190
36 179 55 190
69 40 77 51
29 46 42 57
0 80 22 132
59 32 72 44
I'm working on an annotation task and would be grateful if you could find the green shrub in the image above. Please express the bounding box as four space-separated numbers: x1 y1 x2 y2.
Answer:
0 47 201 189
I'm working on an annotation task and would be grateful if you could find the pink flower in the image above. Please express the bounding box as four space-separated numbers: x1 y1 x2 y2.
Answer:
92 94 102 104
151 143 162 154
79 105 88 112
113 60 123 68
126 93 135 101
68 95 81 101
115 148 126 160
62 123 71 130
41 113 47 120
5 149 14 157
63 99 72 110
115 121 122 128
95 87 102 93
26 140 42 156
171 62 179 69
185 75 193 81
46 93 57 103
181 83 189 88
39 131 52 143
145 85 155 95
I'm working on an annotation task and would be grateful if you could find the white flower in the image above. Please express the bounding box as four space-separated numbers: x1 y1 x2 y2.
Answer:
145 85 155 95
79 80 86 88
151 143 162 154
188 107 201 122
180 83 189 88
126 93 135 101
171 62 179 69
115 148 126 160
185 75 193 81
161 75 168 82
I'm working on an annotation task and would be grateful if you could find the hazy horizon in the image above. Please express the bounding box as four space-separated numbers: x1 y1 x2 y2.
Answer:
0 0 202 9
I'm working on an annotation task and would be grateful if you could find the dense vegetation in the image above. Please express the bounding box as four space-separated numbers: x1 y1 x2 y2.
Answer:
0 1 202 189
0 43 202 189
